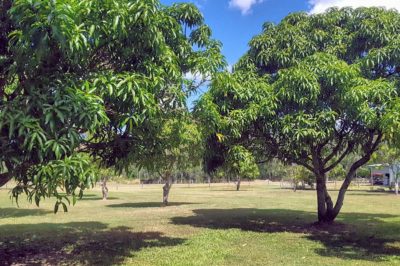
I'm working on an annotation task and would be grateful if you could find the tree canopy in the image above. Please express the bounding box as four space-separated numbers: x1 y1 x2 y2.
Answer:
139 115 203 204
225 145 259 190
0 0 224 209
196 7 400 222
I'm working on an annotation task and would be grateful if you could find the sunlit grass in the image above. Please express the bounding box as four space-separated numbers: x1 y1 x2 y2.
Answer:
1 181 399 265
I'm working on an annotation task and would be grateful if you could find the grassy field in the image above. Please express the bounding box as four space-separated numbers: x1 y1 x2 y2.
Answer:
0 181 399 265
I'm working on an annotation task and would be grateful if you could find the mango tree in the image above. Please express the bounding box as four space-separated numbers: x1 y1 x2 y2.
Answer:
0 0 106 209
196 8 400 223
291 165 315 191
1 0 224 209
225 145 259 191
137 117 202 205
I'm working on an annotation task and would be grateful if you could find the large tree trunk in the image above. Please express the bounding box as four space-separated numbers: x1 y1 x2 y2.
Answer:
315 169 359 223
236 177 241 191
163 175 172 205
316 154 373 223
101 177 108 200
310 132 382 224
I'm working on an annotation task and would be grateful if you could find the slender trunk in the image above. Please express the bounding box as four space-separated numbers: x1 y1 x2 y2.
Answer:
332 154 372 219
312 152 334 223
163 174 172 205
316 173 335 223
236 177 241 191
101 177 108 200
370 168 373 186
395 180 399 195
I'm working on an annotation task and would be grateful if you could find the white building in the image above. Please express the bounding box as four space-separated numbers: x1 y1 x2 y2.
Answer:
368 164 398 186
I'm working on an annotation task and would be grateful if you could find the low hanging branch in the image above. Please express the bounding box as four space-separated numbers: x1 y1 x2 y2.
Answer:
0 0 225 210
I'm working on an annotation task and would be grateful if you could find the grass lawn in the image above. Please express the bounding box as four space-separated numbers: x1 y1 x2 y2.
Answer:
0 181 399 265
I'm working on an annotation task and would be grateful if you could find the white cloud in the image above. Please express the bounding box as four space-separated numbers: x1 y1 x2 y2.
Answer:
229 0 264 15
309 0 400 14
185 71 205 83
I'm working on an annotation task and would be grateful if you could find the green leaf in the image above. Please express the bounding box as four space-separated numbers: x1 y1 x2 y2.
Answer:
61 202 68 213
34 195 40 207
72 194 77 205
113 16 120 30
54 202 60 214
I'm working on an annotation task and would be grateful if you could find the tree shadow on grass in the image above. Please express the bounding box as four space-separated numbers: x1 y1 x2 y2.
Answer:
0 222 184 265
171 208 400 262
79 197 119 201
0 208 52 219
209 189 251 192
78 194 119 201
355 190 396 196
107 202 196 208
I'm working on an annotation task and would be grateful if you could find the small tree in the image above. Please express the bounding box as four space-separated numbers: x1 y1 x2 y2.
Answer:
97 167 117 200
225 146 259 191
292 165 315 191
139 117 202 205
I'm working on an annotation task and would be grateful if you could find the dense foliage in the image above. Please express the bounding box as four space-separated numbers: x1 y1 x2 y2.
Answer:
0 0 224 209
197 7 400 222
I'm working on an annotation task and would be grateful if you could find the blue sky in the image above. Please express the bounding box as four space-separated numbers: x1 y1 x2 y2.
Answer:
162 0 309 66
161 0 400 66
160 0 400 106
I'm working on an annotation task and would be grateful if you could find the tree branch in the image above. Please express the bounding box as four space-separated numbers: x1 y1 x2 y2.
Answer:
0 172 11 187
295 160 315 174
322 136 344 165
332 131 383 217
324 141 354 173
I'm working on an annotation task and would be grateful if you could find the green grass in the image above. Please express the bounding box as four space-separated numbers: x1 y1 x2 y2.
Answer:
0 182 399 265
